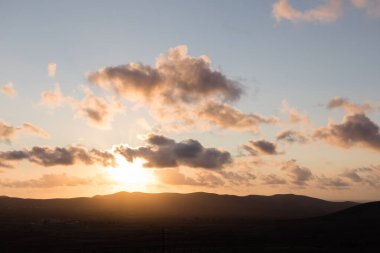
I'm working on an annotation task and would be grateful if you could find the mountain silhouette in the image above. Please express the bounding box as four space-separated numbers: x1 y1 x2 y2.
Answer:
0 191 356 221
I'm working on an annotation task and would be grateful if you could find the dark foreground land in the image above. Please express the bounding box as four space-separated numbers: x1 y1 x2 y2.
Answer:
0 192 379 252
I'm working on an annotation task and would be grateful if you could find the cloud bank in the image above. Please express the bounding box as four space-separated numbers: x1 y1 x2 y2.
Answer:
0 146 115 168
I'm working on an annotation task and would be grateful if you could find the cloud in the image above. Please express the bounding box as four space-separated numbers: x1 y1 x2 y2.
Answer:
155 168 203 186
313 113 380 152
272 0 342 23
1 82 17 98
281 100 310 125
281 159 313 186
327 97 372 115
88 45 275 132
316 176 350 189
351 0 380 17
260 174 287 185
40 84 64 108
89 45 241 104
341 166 380 187
48 63 57 77
276 129 309 144
67 87 124 129
0 120 49 143
115 134 232 169
40 85 123 129
242 140 280 156
196 101 277 132
0 173 115 188
0 146 115 168
219 170 256 186
155 168 224 187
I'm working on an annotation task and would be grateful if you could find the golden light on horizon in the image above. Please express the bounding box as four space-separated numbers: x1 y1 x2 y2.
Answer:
107 155 155 191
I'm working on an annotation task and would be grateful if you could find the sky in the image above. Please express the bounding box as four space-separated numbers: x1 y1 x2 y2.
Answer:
1 0 380 201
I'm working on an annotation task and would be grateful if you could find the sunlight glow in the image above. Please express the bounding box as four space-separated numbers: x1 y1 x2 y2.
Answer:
107 155 155 191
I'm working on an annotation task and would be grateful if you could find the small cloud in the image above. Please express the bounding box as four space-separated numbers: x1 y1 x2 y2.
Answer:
281 159 313 186
0 120 49 143
242 139 280 156
40 84 64 108
272 0 342 24
313 113 380 152
281 100 310 125
327 97 372 115
1 82 17 98
48 63 57 77
276 129 309 144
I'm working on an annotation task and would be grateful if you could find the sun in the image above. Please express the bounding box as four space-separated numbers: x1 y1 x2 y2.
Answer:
107 154 155 191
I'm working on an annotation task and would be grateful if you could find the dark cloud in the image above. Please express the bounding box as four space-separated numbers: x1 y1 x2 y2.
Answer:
243 140 279 156
0 120 49 143
313 113 380 152
115 134 232 169
281 160 313 186
276 130 308 144
0 146 115 168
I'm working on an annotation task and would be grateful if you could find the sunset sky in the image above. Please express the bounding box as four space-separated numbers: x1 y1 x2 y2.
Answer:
1 0 380 201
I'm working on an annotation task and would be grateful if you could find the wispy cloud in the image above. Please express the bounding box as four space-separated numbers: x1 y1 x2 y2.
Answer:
48 63 57 77
351 0 380 17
